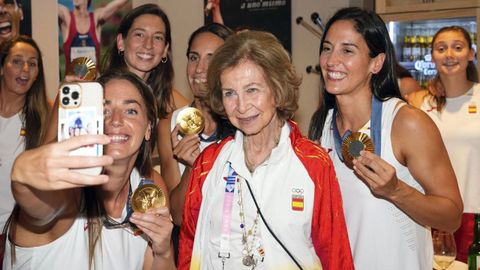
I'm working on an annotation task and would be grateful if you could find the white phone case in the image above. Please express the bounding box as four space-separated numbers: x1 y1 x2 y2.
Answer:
58 82 104 175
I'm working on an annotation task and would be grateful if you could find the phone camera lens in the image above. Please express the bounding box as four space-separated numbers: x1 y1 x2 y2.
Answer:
62 97 70 106
71 91 79 100
62 86 70 94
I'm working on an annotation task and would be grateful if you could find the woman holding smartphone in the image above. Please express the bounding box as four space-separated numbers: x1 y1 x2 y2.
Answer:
3 71 175 270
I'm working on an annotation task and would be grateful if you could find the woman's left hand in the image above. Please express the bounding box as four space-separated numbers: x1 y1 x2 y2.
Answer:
353 150 400 199
129 207 173 257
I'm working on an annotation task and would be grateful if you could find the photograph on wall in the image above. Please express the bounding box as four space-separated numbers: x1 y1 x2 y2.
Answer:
204 0 291 52
57 0 131 80
0 0 31 43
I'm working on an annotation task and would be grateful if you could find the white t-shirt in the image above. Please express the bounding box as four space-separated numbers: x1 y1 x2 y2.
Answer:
0 113 23 230
321 98 432 270
421 84 480 213
3 169 149 270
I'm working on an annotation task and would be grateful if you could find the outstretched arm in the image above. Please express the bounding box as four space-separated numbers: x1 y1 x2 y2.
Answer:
58 3 71 42
94 0 129 24
210 0 224 25
11 135 113 226
57 3 69 23
353 105 463 232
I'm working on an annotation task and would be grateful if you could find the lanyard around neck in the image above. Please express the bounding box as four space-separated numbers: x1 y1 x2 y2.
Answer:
332 95 382 161
101 178 154 232
218 163 237 262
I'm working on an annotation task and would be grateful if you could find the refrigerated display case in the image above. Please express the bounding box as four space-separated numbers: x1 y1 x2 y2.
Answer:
376 0 480 88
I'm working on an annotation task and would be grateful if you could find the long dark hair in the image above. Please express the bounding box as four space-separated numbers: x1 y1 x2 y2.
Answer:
102 3 174 119
187 23 236 139
0 35 48 150
84 70 158 268
429 25 478 111
186 23 233 56
308 7 401 141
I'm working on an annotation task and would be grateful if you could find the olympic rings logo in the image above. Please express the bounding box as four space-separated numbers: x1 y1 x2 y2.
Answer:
291 188 304 194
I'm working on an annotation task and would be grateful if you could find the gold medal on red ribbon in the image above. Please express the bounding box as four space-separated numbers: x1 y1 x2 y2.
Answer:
341 132 374 167
176 107 205 135
66 57 96 81
131 184 166 213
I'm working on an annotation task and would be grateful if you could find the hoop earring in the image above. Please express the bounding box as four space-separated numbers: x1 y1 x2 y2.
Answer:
118 49 124 56
161 57 168 63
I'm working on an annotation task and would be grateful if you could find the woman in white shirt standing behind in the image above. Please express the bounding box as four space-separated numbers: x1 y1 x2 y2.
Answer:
409 25 480 263
0 36 49 261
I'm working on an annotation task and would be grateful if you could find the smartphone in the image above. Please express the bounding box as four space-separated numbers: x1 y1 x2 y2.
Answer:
58 82 104 175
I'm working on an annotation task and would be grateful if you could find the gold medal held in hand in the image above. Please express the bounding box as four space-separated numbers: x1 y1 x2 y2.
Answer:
176 107 205 135
341 132 374 168
66 57 96 81
131 184 166 213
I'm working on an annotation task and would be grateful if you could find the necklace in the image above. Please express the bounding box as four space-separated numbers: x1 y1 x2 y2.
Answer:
243 131 281 173
237 178 263 268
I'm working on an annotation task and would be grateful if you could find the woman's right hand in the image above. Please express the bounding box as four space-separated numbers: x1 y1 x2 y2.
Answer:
11 134 113 190
171 124 201 168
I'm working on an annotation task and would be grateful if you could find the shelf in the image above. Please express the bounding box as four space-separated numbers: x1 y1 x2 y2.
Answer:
376 0 480 15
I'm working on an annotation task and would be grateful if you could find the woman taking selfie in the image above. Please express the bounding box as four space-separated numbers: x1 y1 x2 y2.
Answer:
3 71 174 269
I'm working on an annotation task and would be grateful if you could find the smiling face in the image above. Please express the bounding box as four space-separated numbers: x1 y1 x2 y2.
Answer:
187 32 224 99
0 0 22 44
103 79 151 163
117 14 169 79
432 30 474 78
1 41 39 97
220 59 278 136
320 20 384 97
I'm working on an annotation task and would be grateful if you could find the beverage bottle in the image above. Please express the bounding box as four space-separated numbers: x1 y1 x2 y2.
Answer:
419 35 427 60
426 29 433 56
468 213 480 270
402 35 411 62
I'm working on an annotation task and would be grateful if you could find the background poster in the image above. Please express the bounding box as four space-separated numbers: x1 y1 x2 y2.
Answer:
57 0 131 79
204 0 291 52
18 0 31 36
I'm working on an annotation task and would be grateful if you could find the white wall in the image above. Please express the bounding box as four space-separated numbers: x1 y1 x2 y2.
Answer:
33 0 372 134
32 0 59 103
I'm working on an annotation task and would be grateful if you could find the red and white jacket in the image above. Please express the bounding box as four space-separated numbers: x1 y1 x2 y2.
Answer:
178 121 354 270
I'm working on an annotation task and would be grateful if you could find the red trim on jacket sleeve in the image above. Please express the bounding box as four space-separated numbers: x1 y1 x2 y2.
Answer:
177 137 233 269
289 121 355 270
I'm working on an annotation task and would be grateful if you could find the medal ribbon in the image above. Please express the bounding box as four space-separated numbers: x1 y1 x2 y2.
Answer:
332 96 382 161
199 132 218 142
102 178 154 229
218 163 237 261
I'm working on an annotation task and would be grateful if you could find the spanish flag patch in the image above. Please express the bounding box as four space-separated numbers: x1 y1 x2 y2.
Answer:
292 195 304 211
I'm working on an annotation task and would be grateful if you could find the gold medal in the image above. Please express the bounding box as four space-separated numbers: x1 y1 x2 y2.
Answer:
131 184 166 213
66 57 96 81
176 107 205 135
341 132 374 167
